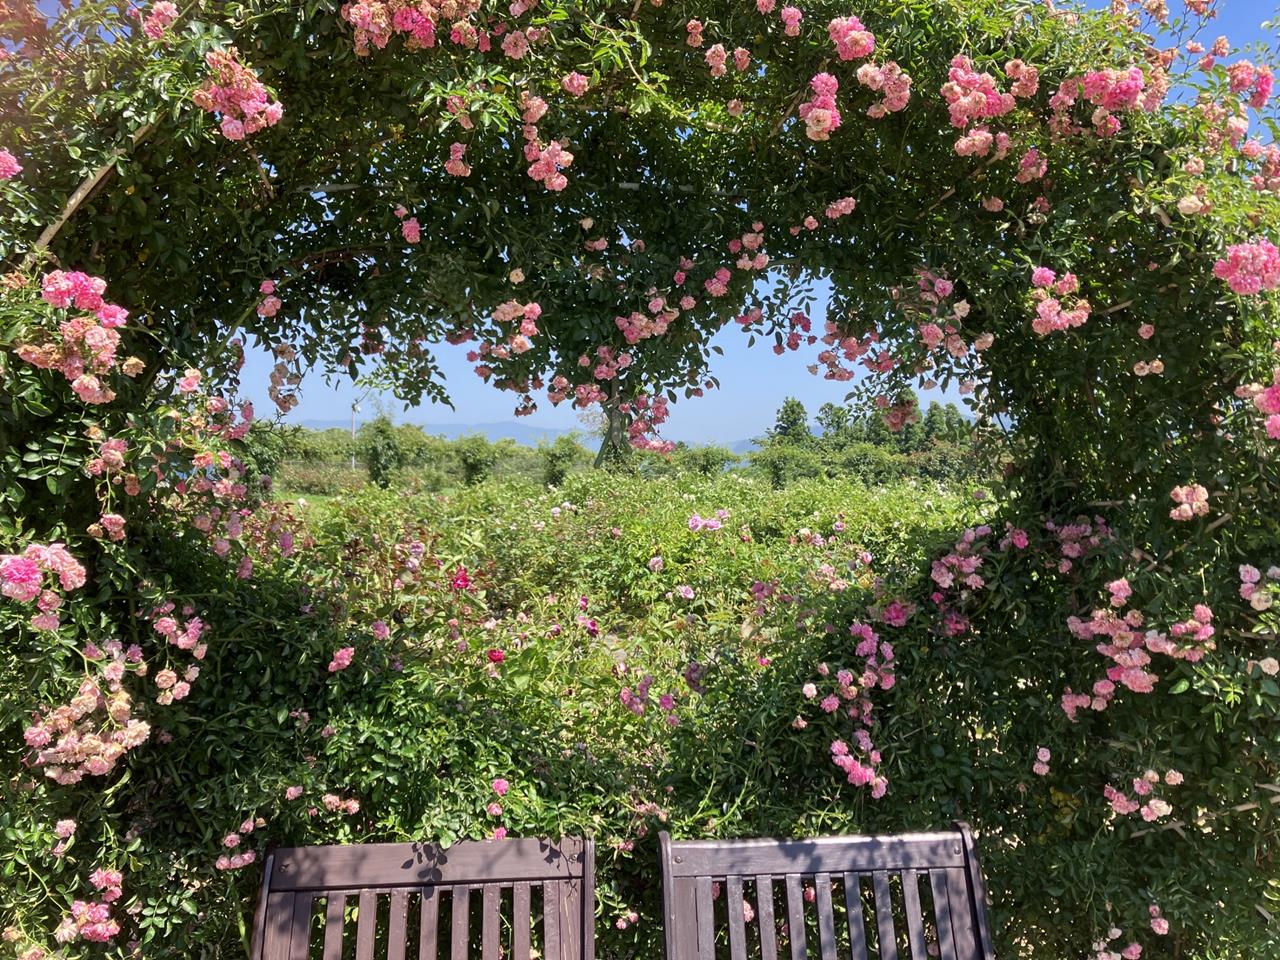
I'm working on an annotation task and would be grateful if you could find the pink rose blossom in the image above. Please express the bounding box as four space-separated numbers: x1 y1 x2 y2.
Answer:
0 148 22 179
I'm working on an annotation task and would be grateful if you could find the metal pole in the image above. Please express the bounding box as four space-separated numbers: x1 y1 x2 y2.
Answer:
350 402 358 470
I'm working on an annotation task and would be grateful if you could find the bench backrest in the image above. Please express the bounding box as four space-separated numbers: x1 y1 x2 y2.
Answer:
250 836 595 960
658 824 994 960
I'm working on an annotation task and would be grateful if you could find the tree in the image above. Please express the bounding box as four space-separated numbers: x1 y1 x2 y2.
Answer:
921 402 948 445
863 408 894 448
837 442 909 486
392 423 450 467
942 403 970 444
815 401 855 449
539 434 587 487
304 428 357 464
356 416 407 488
454 434 499 486
235 420 289 488
676 444 739 476
766 397 812 446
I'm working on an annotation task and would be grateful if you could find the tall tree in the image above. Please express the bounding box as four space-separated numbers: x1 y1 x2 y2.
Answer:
767 397 812 446
815 402 853 448
922 402 948 444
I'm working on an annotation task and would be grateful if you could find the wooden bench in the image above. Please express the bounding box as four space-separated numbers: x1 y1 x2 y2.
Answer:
249 825 995 960
658 823 995 960
249 836 595 960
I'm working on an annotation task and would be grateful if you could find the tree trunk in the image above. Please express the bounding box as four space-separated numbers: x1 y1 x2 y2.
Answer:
593 394 629 468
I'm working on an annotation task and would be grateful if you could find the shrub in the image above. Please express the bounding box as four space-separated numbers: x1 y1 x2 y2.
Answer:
280 426 354 465
674 444 740 476
538 434 588 487
275 462 368 496
394 424 451 468
356 416 407 489
834 442 911 485
748 444 823 489
454 435 500 486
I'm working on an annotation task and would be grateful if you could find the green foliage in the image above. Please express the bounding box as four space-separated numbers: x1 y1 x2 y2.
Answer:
276 462 369 497
538 434 589 487
767 397 814 446
748 444 823 489
2 0 1280 956
673 443 740 476
454 434 500 486
279 426 355 465
922 401 971 446
356 416 407 489
834 442 913 485
756 395 985 486
394 423 451 467
814 402 854 442
8 468 1256 958
235 420 290 487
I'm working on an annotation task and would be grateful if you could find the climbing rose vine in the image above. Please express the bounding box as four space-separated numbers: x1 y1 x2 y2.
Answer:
2 0 1279 957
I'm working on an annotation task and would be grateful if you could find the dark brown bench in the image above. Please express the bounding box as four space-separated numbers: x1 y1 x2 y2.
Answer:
658 823 994 960
249 826 994 960
249 836 595 960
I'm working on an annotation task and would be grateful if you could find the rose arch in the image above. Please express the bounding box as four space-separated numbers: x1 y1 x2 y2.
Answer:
1 0 1278 956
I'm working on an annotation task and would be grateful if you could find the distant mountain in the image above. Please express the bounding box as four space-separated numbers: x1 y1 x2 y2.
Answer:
418 421 574 445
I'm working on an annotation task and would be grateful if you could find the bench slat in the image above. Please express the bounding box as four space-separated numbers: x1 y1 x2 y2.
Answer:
695 876 715 960
665 836 963 879
944 869 978 960
271 839 586 891
900 870 927 960
323 894 345 960
356 890 377 960
452 886 471 960
420 888 440 960
291 893 315 960
726 876 747 960
929 871 957 960
561 879 583 960
262 892 297 960
581 841 596 960
544 880 562 960
250 855 277 960
669 877 698 960
813 874 836 960
872 872 898 960
482 885 500 960
388 890 409 960
958 826 995 960
842 873 867 960
513 882 531 960
756 877 777 960
784 874 806 960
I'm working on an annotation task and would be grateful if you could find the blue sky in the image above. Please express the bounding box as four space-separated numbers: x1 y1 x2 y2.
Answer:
240 282 963 443
237 0 1278 444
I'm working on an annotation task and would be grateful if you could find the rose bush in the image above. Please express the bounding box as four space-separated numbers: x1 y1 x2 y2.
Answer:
2 0 1280 956
2 469 976 955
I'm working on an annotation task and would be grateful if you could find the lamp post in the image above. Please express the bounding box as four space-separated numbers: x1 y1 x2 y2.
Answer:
350 402 360 470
